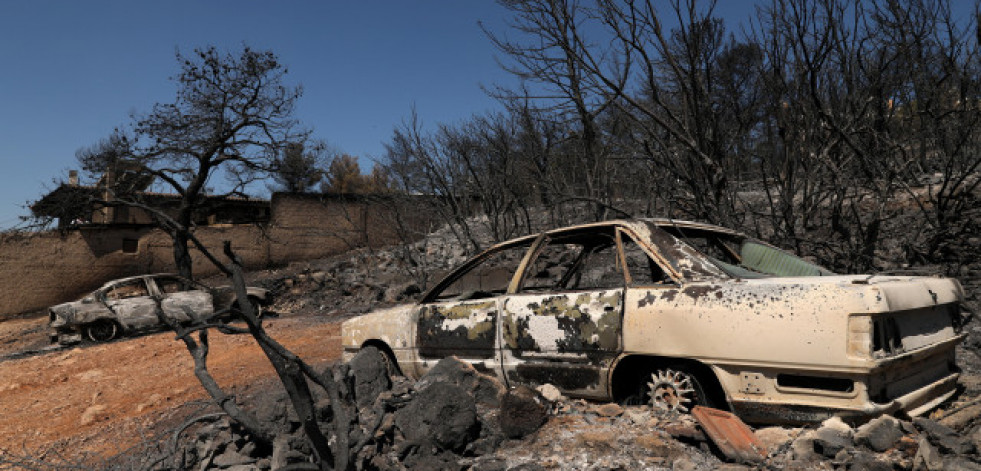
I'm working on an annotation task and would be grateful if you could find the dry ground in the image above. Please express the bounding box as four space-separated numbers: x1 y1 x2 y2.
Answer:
0 312 341 460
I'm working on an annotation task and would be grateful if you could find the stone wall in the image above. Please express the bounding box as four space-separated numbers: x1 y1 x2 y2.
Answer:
0 193 439 319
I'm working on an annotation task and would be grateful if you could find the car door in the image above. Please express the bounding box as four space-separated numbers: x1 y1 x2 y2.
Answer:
152 276 215 322
104 278 161 330
413 239 536 381
501 227 627 399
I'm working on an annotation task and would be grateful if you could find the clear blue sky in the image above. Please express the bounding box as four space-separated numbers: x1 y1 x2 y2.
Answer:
0 1 538 229
0 1 839 229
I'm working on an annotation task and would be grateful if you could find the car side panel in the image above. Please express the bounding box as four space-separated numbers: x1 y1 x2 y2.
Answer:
501 290 623 398
107 296 161 330
161 291 215 322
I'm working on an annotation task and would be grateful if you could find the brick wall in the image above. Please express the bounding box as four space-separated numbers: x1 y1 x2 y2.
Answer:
0 193 440 319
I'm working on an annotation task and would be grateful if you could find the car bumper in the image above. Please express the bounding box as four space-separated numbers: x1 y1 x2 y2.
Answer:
50 328 82 345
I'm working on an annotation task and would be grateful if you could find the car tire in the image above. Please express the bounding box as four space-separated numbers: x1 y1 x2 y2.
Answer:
85 320 118 343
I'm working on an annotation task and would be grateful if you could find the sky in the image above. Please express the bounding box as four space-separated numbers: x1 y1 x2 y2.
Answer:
0 1 783 230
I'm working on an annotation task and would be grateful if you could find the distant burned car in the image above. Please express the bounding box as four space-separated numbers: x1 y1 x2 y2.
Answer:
343 219 970 424
50 273 270 345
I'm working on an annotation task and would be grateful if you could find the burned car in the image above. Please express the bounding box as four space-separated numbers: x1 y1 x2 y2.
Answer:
343 219 970 424
50 273 270 345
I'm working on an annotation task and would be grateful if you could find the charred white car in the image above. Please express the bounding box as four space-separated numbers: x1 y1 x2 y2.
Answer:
49 273 270 345
343 219 970 424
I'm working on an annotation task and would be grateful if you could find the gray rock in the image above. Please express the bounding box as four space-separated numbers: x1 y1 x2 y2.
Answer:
394 382 479 452
813 425 853 458
349 346 393 408
269 434 291 471
536 383 564 402
212 449 254 467
671 456 698 471
846 450 896 471
855 415 904 452
790 431 822 462
914 417 975 454
499 386 549 439
913 437 944 471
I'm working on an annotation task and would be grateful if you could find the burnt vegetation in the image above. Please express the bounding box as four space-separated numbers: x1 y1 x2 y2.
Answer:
381 0 981 279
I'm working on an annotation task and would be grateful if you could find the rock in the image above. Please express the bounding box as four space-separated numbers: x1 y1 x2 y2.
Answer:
813 427 852 458
821 416 853 434
416 357 507 407
349 346 393 408
394 382 479 452
813 417 854 458
80 404 107 426
913 437 944 471
672 456 698 471
592 403 624 417
212 449 254 467
914 417 975 454
790 430 821 462
755 427 794 453
499 386 549 439
623 407 652 426
847 450 897 471
855 415 904 452
536 383 564 402
270 434 291 471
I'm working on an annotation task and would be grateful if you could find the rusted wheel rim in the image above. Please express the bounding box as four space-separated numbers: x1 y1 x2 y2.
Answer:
86 320 118 343
647 369 696 413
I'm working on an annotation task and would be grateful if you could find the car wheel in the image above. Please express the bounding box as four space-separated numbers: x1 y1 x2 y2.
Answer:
85 320 118 343
248 297 263 319
646 367 711 413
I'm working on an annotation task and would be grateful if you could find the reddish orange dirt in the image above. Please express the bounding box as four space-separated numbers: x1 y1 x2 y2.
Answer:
0 314 342 459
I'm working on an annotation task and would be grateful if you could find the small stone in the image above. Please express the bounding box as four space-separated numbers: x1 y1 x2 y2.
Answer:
812 417 854 458
623 407 651 425
593 403 624 417
790 430 821 461
536 383 564 402
913 437 943 471
855 415 904 452
847 450 896 471
755 427 794 453
672 456 698 471
80 404 107 426
212 449 254 467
